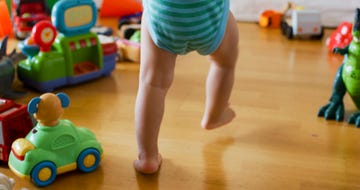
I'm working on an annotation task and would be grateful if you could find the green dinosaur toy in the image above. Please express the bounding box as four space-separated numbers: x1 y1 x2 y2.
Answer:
318 8 360 126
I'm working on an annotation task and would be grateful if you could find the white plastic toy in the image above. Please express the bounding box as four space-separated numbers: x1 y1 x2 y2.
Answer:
281 9 324 39
0 172 15 190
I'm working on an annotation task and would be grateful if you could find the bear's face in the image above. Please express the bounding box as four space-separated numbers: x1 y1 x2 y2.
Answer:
35 93 64 126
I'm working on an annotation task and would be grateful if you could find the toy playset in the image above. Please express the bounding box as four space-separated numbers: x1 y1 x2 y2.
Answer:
11 0 51 40
318 8 360 127
17 0 117 92
8 92 103 187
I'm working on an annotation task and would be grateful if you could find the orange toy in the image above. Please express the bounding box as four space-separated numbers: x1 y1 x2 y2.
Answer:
99 0 142 17
0 1 13 38
259 10 282 28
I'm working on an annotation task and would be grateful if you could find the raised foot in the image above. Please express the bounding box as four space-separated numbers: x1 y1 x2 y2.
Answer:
134 154 162 174
201 107 236 130
318 101 344 121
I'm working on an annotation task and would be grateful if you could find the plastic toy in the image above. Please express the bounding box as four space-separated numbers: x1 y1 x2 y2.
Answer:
17 0 117 92
116 12 141 63
0 1 13 38
318 8 360 127
259 2 303 29
281 8 323 39
259 10 283 28
0 36 27 99
8 92 103 187
0 172 15 190
0 98 34 162
11 0 51 40
326 22 353 52
116 37 140 62
91 25 113 36
99 0 142 17
118 12 142 39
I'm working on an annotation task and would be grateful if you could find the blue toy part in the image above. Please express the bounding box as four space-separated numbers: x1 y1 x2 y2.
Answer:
77 148 101 173
52 0 97 37
56 92 70 108
28 97 41 114
30 161 57 187
17 40 40 58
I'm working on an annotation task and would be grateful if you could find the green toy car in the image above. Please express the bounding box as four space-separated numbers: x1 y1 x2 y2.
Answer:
8 119 103 187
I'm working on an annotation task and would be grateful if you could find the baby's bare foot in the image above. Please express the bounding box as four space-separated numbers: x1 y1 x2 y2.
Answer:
201 107 235 130
134 154 162 174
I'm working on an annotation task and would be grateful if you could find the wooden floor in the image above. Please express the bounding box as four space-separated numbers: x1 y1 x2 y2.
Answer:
2 20 360 190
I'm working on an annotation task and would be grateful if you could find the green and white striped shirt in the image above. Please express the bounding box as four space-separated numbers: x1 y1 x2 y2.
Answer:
143 0 229 55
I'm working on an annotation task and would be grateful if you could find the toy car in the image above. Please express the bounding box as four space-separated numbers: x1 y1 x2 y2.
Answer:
11 0 51 40
0 98 34 162
8 93 103 187
281 9 324 39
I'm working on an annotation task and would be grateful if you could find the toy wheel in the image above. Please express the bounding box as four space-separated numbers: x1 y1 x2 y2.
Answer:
285 26 293 39
31 161 57 187
280 20 287 34
313 27 324 40
77 148 101 173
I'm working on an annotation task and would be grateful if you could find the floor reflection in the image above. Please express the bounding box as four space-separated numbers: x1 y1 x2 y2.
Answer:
203 137 235 190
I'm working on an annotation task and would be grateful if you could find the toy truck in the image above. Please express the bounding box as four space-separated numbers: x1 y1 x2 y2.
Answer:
281 9 324 39
11 0 51 40
0 99 34 162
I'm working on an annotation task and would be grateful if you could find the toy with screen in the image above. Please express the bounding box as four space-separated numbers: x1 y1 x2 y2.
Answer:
17 0 117 92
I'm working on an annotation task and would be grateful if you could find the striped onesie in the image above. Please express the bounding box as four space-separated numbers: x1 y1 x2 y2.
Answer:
143 0 229 55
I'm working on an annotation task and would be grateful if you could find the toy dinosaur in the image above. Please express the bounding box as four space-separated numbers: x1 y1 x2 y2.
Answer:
318 8 360 127
0 36 26 99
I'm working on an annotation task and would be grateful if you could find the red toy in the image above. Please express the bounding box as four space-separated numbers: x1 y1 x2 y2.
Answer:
11 0 51 40
326 22 353 52
99 0 142 17
0 99 34 162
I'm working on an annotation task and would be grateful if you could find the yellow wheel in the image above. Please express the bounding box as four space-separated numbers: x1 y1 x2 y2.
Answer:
31 161 57 187
77 148 101 173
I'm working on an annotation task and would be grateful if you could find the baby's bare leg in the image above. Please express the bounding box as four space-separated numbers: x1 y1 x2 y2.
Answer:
134 18 177 174
201 13 239 130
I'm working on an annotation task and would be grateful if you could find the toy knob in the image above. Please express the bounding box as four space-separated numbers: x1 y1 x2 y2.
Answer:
32 20 57 52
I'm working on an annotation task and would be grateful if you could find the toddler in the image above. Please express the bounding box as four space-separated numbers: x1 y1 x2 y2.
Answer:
134 0 239 174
